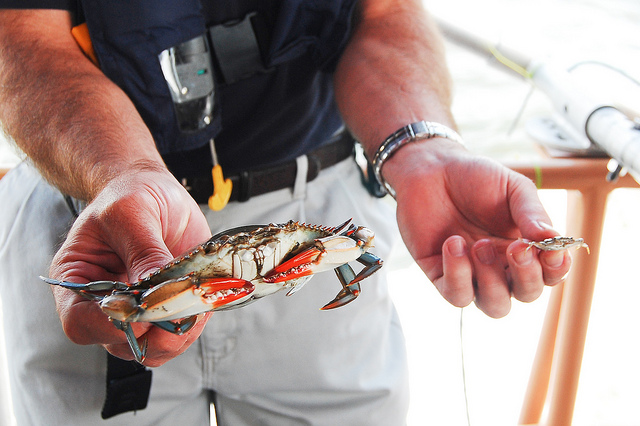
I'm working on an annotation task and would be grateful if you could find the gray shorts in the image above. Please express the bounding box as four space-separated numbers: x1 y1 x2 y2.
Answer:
0 158 409 425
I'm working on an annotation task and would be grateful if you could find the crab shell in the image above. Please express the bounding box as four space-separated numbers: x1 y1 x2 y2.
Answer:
99 220 374 322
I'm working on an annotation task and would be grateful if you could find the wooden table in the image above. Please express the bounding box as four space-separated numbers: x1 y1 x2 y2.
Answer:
504 157 638 426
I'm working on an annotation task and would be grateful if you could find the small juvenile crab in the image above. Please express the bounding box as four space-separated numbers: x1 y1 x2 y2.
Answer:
520 236 590 254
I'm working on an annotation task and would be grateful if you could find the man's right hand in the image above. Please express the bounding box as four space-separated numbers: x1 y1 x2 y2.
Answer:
49 166 212 366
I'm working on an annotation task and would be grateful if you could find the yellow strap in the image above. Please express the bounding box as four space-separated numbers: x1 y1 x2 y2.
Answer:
71 23 99 66
534 165 543 189
208 165 232 211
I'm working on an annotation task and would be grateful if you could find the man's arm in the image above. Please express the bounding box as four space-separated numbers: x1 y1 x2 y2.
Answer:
0 9 164 200
0 9 212 365
334 0 456 153
334 0 572 317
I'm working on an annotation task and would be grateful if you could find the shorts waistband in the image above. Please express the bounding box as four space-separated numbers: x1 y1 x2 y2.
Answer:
180 131 355 204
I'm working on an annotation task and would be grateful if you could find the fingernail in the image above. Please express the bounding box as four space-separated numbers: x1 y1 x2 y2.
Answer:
544 250 565 268
513 247 533 266
476 244 496 265
449 238 466 257
537 221 557 232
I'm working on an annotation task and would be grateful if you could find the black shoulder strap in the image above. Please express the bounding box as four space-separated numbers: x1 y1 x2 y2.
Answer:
101 353 152 419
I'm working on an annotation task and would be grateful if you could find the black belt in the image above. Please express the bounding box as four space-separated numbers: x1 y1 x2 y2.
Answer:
181 131 355 204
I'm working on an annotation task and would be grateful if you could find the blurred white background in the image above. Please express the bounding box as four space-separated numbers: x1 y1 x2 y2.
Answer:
2 0 640 425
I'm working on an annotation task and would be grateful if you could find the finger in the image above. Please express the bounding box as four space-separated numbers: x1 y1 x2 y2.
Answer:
432 236 474 308
507 241 545 303
539 249 572 286
471 240 511 318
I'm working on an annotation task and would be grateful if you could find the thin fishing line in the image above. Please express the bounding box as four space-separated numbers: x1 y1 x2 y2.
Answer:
460 307 471 426
567 60 640 87
507 83 536 136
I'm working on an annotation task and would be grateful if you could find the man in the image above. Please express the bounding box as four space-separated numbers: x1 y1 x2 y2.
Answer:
0 1 571 424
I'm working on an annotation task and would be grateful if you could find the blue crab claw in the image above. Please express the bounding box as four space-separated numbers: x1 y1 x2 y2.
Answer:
321 263 359 310
321 252 383 310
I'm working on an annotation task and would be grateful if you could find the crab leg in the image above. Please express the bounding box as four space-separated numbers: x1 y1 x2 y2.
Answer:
111 319 148 364
321 263 359 310
154 316 198 335
321 252 383 310
351 252 383 285
39 277 132 300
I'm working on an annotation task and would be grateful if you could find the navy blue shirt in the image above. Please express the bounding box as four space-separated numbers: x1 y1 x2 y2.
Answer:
0 1 355 177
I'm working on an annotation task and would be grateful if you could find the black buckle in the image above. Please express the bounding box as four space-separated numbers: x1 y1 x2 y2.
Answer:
353 142 386 198
306 153 322 182
237 170 251 202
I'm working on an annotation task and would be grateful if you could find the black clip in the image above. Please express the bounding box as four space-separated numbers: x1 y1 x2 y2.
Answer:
353 142 387 198
209 12 271 85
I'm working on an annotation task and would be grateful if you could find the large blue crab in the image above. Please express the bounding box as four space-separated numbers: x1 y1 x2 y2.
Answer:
42 219 383 362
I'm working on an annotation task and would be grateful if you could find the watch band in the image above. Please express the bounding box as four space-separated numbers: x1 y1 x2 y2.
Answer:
371 121 465 198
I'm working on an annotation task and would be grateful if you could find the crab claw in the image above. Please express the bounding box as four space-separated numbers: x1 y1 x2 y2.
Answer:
321 286 361 310
264 235 365 283
321 252 383 310
131 276 255 322
263 247 323 283
321 264 361 310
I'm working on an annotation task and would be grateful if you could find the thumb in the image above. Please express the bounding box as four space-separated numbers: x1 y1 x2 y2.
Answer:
507 173 559 241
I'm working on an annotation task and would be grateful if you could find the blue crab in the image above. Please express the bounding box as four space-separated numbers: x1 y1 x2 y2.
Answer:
41 219 383 362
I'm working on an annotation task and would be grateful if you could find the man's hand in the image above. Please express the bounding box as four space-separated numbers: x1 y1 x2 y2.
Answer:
388 141 571 318
49 166 212 366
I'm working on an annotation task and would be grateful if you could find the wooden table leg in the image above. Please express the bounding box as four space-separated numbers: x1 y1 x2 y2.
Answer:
518 282 564 424
519 186 610 425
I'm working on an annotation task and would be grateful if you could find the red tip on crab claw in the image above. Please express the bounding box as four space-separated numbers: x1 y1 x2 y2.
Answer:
262 248 323 283
320 287 360 310
197 277 255 309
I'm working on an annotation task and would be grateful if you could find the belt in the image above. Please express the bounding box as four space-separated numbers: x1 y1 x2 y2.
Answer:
181 131 355 204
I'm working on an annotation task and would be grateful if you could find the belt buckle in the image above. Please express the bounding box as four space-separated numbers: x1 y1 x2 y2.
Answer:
306 154 322 182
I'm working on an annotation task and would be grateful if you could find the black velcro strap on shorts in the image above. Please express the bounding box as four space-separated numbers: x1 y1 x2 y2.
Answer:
101 353 152 419
181 131 355 204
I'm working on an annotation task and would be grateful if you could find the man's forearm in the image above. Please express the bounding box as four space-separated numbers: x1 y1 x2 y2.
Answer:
0 9 165 201
334 0 456 159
